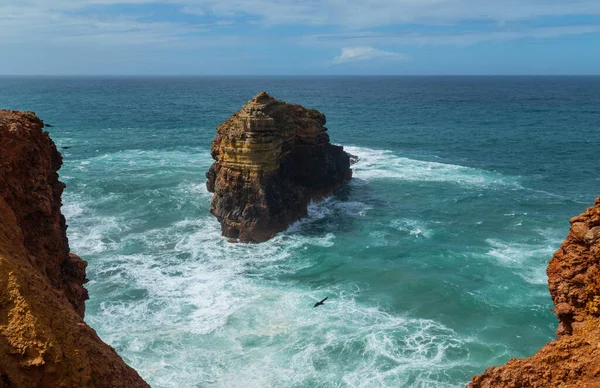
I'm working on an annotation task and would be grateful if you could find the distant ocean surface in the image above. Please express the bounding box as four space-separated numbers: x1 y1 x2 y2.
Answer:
1 76 599 387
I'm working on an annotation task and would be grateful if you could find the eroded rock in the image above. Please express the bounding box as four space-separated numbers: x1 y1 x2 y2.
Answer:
468 197 600 387
0 110 149 388
206 92 352 242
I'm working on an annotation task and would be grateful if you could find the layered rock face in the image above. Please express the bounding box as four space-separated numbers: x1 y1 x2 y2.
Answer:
0 110 148 388
469 197 600 388
206 92 352 242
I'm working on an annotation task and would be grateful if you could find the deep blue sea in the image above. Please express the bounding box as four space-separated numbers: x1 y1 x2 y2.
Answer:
1 76 599 387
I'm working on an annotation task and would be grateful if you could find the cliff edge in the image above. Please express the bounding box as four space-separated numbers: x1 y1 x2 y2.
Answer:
0 110 148 387
206 92 352 243
468 197 600 387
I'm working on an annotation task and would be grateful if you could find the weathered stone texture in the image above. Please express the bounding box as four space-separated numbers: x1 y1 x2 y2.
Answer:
207 92 352 242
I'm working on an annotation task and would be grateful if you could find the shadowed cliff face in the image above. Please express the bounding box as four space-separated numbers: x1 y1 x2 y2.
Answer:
206 92 352 243
0 110 87 316
468 197 600 388
0 110 149 388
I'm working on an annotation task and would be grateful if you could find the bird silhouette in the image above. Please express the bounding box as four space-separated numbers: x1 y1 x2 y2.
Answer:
313 297 328 308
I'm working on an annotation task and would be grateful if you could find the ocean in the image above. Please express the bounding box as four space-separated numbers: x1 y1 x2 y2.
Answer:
1 76 599 387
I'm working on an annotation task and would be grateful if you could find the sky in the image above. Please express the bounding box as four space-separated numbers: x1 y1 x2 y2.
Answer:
1 0 600 75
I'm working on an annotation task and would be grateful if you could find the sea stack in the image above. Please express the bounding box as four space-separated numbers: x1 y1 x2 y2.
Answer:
206 92 352 243
0 110 148 388
469 197 600 387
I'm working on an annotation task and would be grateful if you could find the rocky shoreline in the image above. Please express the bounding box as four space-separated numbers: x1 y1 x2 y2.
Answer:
0 110 148 388
469 197 600 387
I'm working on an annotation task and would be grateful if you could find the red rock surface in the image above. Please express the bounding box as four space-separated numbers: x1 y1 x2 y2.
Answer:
207 92 352 242
0 110 149 387
0 110 87 316
468 197 600 388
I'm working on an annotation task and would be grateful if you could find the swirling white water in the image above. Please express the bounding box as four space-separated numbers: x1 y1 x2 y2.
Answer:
60 146 558 387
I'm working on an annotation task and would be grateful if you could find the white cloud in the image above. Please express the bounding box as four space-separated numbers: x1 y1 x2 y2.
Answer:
226 0 600 27
1 1 599 49
0 0 599 73
4 0 600 28
0 2 234 46
1 1 600 46
310 25 600 48
332 46 408 64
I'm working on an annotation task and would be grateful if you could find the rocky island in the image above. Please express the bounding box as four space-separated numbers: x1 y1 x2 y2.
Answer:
0 110 148 388
469 197 600 387
206 92 352 243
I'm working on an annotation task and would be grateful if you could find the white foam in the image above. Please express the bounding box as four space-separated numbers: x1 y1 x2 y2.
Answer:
335 200 373 217
68 148 212 180
286 198 371 236
485 237 559 285
391 218 434 239
61 200 85 218
77 207 475 388
61 192 131 255
345 146 517 188
61 146 502 387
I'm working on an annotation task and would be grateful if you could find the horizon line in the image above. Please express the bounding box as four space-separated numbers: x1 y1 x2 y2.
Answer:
1 74 600 78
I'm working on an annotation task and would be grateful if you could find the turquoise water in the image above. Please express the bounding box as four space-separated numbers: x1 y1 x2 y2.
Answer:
1 76 599 387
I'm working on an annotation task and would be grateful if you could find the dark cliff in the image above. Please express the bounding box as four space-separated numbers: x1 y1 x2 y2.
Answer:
0 110 149 388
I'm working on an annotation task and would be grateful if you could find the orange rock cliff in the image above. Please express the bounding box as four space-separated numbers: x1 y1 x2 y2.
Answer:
468 197 600 387
206 92 353 243
0 110 148 387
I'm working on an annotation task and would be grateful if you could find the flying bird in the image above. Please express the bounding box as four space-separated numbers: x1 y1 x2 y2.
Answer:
313 297 328 308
